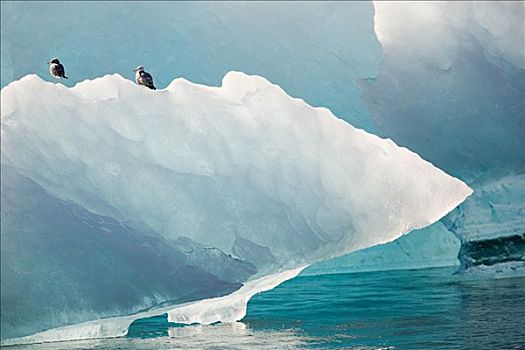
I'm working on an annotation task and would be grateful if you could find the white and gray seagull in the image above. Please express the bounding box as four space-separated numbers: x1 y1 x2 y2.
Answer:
48 58 68 79
133 66 156 90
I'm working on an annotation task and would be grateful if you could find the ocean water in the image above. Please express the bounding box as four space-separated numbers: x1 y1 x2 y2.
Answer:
6 267 525 349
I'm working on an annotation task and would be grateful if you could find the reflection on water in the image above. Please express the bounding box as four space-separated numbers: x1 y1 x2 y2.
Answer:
165 322 315 349
7 267 525 349
7 323 315 350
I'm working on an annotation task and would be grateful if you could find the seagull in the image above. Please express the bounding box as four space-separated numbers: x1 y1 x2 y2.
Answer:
48 58 68 79
133 66 156 90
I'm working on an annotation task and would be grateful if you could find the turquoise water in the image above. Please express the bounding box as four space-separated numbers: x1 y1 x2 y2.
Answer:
8 267 525 349
245 267 525 349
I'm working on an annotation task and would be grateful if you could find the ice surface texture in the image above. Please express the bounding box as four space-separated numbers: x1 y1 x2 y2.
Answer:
0 165 250 340
1 72 471 265
1 72 471 343
369 1 524 183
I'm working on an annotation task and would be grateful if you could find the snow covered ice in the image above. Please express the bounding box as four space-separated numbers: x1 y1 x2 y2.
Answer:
1 72 471 343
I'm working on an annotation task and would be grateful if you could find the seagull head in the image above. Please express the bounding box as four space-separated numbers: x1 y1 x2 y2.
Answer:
48 58 60 65
133 66 145 72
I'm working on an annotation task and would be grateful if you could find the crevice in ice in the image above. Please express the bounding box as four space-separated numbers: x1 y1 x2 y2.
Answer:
457 233 525 274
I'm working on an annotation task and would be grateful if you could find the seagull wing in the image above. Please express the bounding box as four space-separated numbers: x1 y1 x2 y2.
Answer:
52 63 67 79
139 71 156 89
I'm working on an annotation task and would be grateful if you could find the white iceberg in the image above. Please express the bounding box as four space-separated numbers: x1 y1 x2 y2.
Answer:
0 72 472 343
1 1 523 277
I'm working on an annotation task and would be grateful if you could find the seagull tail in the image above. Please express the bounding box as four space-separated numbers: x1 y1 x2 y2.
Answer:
63 75 69 79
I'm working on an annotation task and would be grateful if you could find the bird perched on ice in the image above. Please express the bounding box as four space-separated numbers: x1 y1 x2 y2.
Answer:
48 58 68 79
133 66 156 90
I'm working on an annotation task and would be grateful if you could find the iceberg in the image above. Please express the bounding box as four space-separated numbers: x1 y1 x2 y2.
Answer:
1 72 471 265
303 221 461 275
1 1 523 276
364 1 525 273
1 72 471 343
